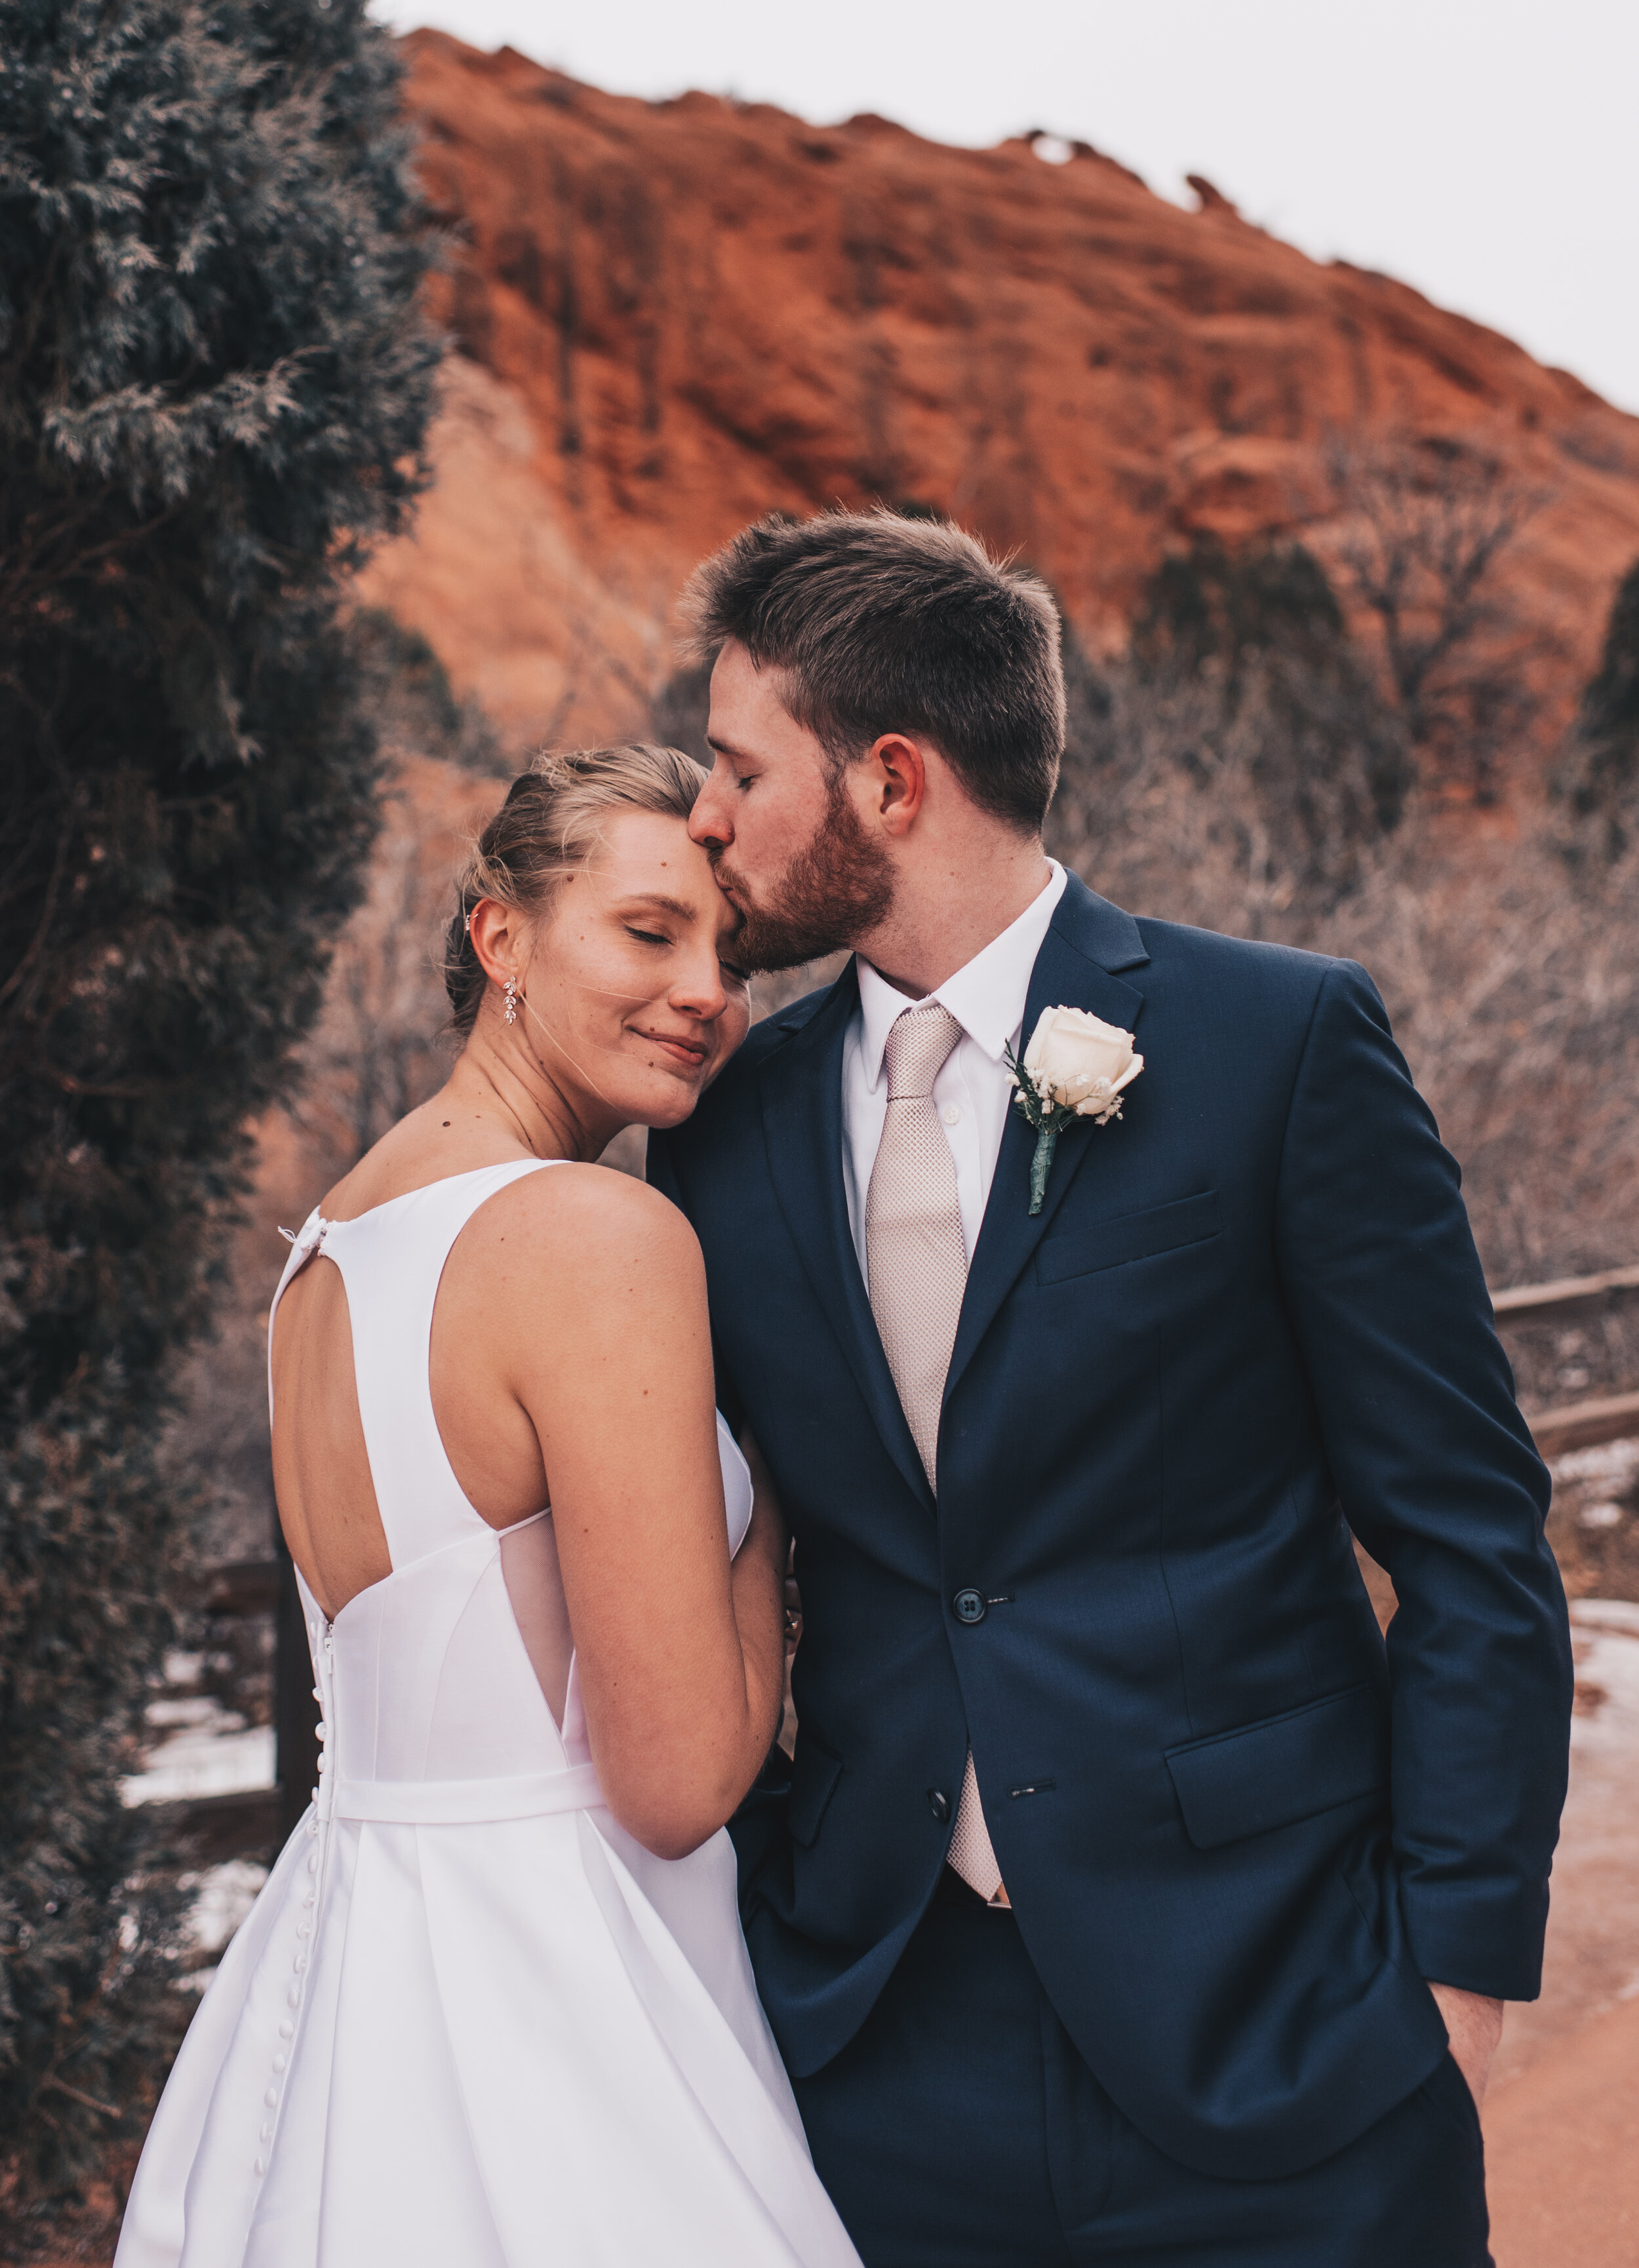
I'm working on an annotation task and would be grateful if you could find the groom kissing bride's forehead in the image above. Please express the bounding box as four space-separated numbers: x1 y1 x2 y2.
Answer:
651 507 1570 2266
681 510 1063 983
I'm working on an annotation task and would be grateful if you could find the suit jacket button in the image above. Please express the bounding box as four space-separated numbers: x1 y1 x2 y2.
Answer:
928 1788 951 1823
953 1588 986 1624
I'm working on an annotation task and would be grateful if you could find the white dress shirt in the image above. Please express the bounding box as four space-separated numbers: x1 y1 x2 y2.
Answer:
841 862 1068 1293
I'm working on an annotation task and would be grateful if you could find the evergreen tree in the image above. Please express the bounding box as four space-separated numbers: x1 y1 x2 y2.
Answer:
0 0 439 2199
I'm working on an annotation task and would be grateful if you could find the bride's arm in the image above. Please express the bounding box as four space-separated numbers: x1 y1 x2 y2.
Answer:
501 1167 787 1859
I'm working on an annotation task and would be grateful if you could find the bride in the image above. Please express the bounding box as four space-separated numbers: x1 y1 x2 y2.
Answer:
117 745 861 2267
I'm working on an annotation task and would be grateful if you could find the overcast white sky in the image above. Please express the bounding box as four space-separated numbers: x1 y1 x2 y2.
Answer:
372 0 1639 416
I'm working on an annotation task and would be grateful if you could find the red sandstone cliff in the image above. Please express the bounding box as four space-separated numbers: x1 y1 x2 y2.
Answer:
361 30 1639 755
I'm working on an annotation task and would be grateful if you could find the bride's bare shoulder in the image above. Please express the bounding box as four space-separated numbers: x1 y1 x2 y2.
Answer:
471 1159 700 1276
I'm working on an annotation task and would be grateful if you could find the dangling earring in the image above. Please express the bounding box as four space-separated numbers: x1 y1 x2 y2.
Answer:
504 977 518 1026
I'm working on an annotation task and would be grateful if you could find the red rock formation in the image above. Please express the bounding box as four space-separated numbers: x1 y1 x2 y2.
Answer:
361 30 1639 758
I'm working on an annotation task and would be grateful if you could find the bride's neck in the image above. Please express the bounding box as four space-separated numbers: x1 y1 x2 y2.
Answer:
443 1031 612 1165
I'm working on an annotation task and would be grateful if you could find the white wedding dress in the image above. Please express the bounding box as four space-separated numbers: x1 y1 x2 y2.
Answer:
116 1162 860 2268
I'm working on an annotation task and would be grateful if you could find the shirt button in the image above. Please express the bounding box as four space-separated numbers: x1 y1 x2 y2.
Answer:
953 1588 987 1624
942 1103 962 1126
928 1788 951 1824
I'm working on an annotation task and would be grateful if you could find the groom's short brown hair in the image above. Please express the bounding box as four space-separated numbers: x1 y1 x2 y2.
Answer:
679 509 1065 832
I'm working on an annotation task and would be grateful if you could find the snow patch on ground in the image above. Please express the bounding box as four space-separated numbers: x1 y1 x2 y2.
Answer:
175 1857 270 1993
121 1692 275 1807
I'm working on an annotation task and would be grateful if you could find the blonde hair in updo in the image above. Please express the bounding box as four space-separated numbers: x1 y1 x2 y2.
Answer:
443 743 707 1037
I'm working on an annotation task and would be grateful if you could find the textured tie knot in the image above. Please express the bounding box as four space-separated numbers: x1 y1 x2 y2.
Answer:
883 1003 963 1102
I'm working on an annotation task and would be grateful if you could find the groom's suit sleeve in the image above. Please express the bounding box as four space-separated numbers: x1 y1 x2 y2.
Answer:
1274 959 1572 2003
646 1129 747 1439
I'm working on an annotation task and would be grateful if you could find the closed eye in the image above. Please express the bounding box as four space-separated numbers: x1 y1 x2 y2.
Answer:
625 927 670 948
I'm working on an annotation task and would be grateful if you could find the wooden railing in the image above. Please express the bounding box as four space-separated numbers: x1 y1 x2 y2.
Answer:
1490 1265 1639 1457
1490 1263 1639 1324
148 1262 1639 1862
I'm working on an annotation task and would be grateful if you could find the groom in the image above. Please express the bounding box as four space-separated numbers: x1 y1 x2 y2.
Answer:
648 510 1571 2264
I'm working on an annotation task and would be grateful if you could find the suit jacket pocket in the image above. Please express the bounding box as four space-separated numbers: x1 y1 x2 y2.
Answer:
1037 1189 1221 1286
1164 1683 1388 1851
787 1734 843 1848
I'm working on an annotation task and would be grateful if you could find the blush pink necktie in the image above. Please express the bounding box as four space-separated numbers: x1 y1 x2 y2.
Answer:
866 1003 1006 1905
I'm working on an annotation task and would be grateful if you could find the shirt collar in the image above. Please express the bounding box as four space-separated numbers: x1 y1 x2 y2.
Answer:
856 861 1067 1088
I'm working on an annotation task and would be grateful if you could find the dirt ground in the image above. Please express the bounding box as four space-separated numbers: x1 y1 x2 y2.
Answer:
1485 1994 1639 2266
1480 1595 1639 2266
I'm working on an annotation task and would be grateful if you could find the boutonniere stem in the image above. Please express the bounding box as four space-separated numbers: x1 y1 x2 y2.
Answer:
1006 1007 1145 1217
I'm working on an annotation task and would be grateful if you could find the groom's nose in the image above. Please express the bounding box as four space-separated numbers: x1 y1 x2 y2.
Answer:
688 762 735 851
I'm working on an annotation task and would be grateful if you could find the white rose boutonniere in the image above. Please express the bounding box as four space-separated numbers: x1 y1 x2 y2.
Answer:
1004 1006 1144 1215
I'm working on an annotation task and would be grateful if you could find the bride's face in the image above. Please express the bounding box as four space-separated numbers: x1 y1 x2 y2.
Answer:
517 808 752 1131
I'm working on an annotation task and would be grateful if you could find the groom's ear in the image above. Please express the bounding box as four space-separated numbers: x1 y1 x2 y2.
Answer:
864 733 928 837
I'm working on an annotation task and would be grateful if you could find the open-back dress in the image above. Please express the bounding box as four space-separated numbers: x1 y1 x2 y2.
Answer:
115 1162 861 2268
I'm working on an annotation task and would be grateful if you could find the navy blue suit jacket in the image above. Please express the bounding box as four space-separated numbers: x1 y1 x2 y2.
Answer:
648 874 1572 2180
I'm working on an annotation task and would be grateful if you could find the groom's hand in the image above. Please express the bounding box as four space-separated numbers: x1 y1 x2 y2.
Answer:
1427 1981 1505 2109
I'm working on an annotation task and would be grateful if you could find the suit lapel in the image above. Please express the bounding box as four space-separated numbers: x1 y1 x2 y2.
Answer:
758 964 934 1512
943 879 1150 1405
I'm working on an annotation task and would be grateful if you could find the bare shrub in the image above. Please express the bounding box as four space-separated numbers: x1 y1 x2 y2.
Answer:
1325 435 1553 804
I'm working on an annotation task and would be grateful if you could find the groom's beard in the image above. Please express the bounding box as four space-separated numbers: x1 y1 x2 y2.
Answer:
713 775 896 973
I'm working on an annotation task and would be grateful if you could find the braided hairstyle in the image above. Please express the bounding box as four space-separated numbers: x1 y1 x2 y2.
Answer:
443 743 707 1036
